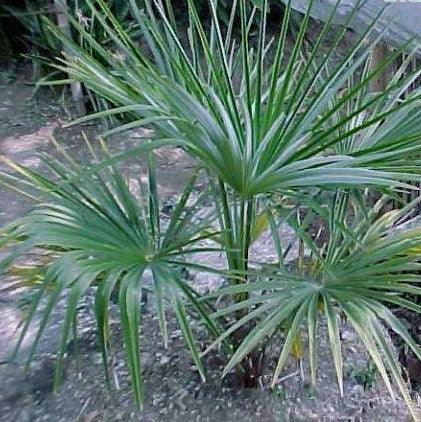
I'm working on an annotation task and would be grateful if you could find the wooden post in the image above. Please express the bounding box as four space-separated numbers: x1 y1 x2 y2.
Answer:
369 42 388 93
53 0 86 116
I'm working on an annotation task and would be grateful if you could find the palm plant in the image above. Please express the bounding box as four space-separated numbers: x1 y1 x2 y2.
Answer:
203 192 421 413
1 0 421 418
0 139 227 406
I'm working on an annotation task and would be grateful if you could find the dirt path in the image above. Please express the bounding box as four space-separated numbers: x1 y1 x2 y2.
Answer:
0 67 415 422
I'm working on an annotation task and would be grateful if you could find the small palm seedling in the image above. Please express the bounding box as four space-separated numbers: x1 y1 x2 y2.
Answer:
346 361 378 391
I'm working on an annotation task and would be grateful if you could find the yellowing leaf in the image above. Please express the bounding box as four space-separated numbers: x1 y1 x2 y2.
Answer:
291 333 303 360
251 213 269 243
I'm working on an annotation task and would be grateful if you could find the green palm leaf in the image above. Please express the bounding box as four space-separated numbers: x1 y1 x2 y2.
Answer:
209 198 421 419
46 0 420 198
0 143 225 406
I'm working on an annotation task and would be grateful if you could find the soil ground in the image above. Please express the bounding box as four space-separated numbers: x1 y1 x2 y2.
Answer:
0 66 418 421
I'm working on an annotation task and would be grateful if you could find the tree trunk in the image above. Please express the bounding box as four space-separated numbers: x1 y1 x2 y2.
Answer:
53 0 86 116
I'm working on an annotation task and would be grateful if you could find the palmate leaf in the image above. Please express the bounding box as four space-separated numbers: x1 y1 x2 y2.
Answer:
47 0 421 198
207 199 421 420
0 145 226 407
